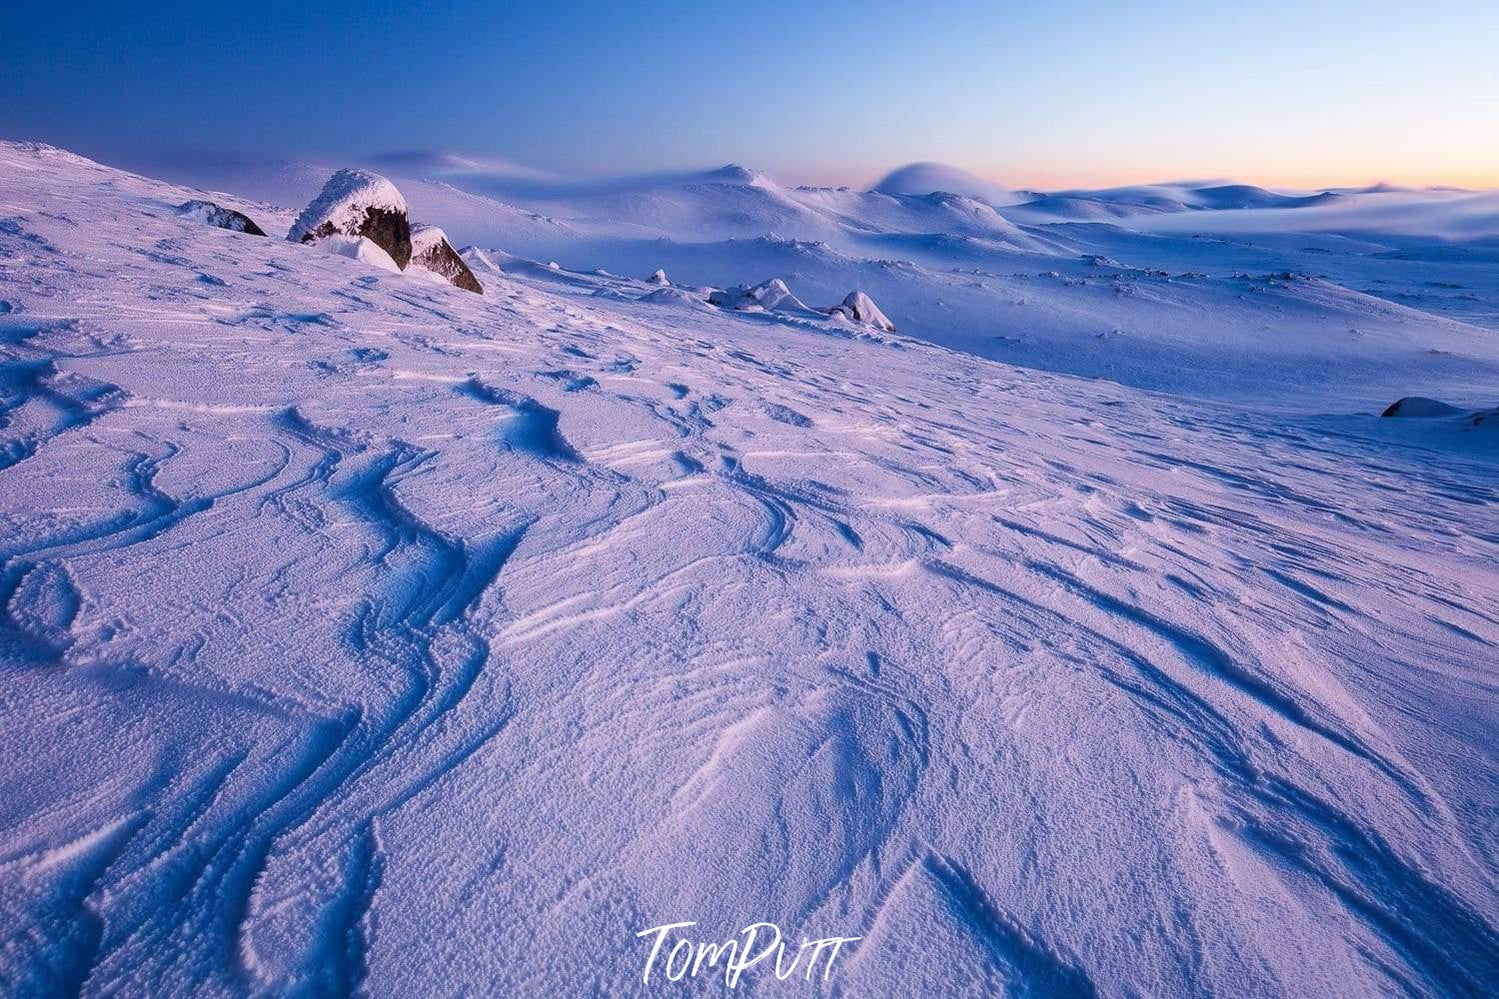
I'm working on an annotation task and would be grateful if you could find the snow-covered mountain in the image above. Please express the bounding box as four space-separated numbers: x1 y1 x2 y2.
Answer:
0 142 1496 996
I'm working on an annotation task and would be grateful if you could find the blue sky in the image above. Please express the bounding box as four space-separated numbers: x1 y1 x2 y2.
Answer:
3 0 1495 188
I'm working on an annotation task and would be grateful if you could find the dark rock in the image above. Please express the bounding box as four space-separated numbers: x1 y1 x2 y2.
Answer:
408 224 482 294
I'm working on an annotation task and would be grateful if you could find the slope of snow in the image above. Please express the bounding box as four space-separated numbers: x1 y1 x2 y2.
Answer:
542 233 1499 410
1003 182 1499 240
126 152 1498 409
0 141 1496 997
1128 188 1499 240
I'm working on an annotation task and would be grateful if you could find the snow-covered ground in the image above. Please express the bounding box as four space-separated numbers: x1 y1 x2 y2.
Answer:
0 142 1495 996
130 150 1499 411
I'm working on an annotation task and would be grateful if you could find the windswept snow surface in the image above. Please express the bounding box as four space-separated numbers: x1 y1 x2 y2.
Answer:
1 143 1497 997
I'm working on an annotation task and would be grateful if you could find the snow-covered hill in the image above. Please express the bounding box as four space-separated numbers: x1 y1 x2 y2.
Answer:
123 149 1499 410
0 143 1496 996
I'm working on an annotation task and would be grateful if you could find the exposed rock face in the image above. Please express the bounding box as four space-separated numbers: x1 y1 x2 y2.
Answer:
175 200 265 236
1380 397 1464 418
708 278 808 313
408 224 483 294
824 290 896 332
288 169 412 269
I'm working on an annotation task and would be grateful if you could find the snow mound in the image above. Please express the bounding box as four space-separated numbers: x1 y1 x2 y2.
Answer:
460 245 506 278
288 168 412 268
873 162 1017 206
639 286 704 307
707 278 809 313
824 290 896 332
174 200 265 236
408 223 483 294
702 163 771 186
1380 397 1466 418
315 234 401 273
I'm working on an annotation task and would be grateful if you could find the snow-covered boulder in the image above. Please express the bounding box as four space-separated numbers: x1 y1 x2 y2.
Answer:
647 269 670 286
315 234 401 274
708 278 808 313
288 169 412 269
407 223 483 294
1380 397 1464 418
823 290 896 332
175 200 265 236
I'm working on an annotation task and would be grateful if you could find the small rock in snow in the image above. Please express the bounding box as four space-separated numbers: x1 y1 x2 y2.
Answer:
175 200 266 236
823 290 896 332
708 278 808 313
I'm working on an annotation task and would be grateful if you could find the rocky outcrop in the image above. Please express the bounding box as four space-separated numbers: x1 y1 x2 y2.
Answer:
288 169 412 269
175 200 265 236
408 224 483 294
822 291 896 332
708 278 808 313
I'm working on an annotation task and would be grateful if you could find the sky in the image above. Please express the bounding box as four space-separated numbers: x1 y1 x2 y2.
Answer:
3 0 1496 190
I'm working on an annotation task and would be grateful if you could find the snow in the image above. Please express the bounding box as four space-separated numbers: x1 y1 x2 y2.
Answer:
1380 396 1466 418
313 233 401 272
874 161 1021 206
174 200 264 235
286 167 408 245
827 290 896 331
0 141 1496 996
130 152 1499 411
707 277 811 313
407 220 450 258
